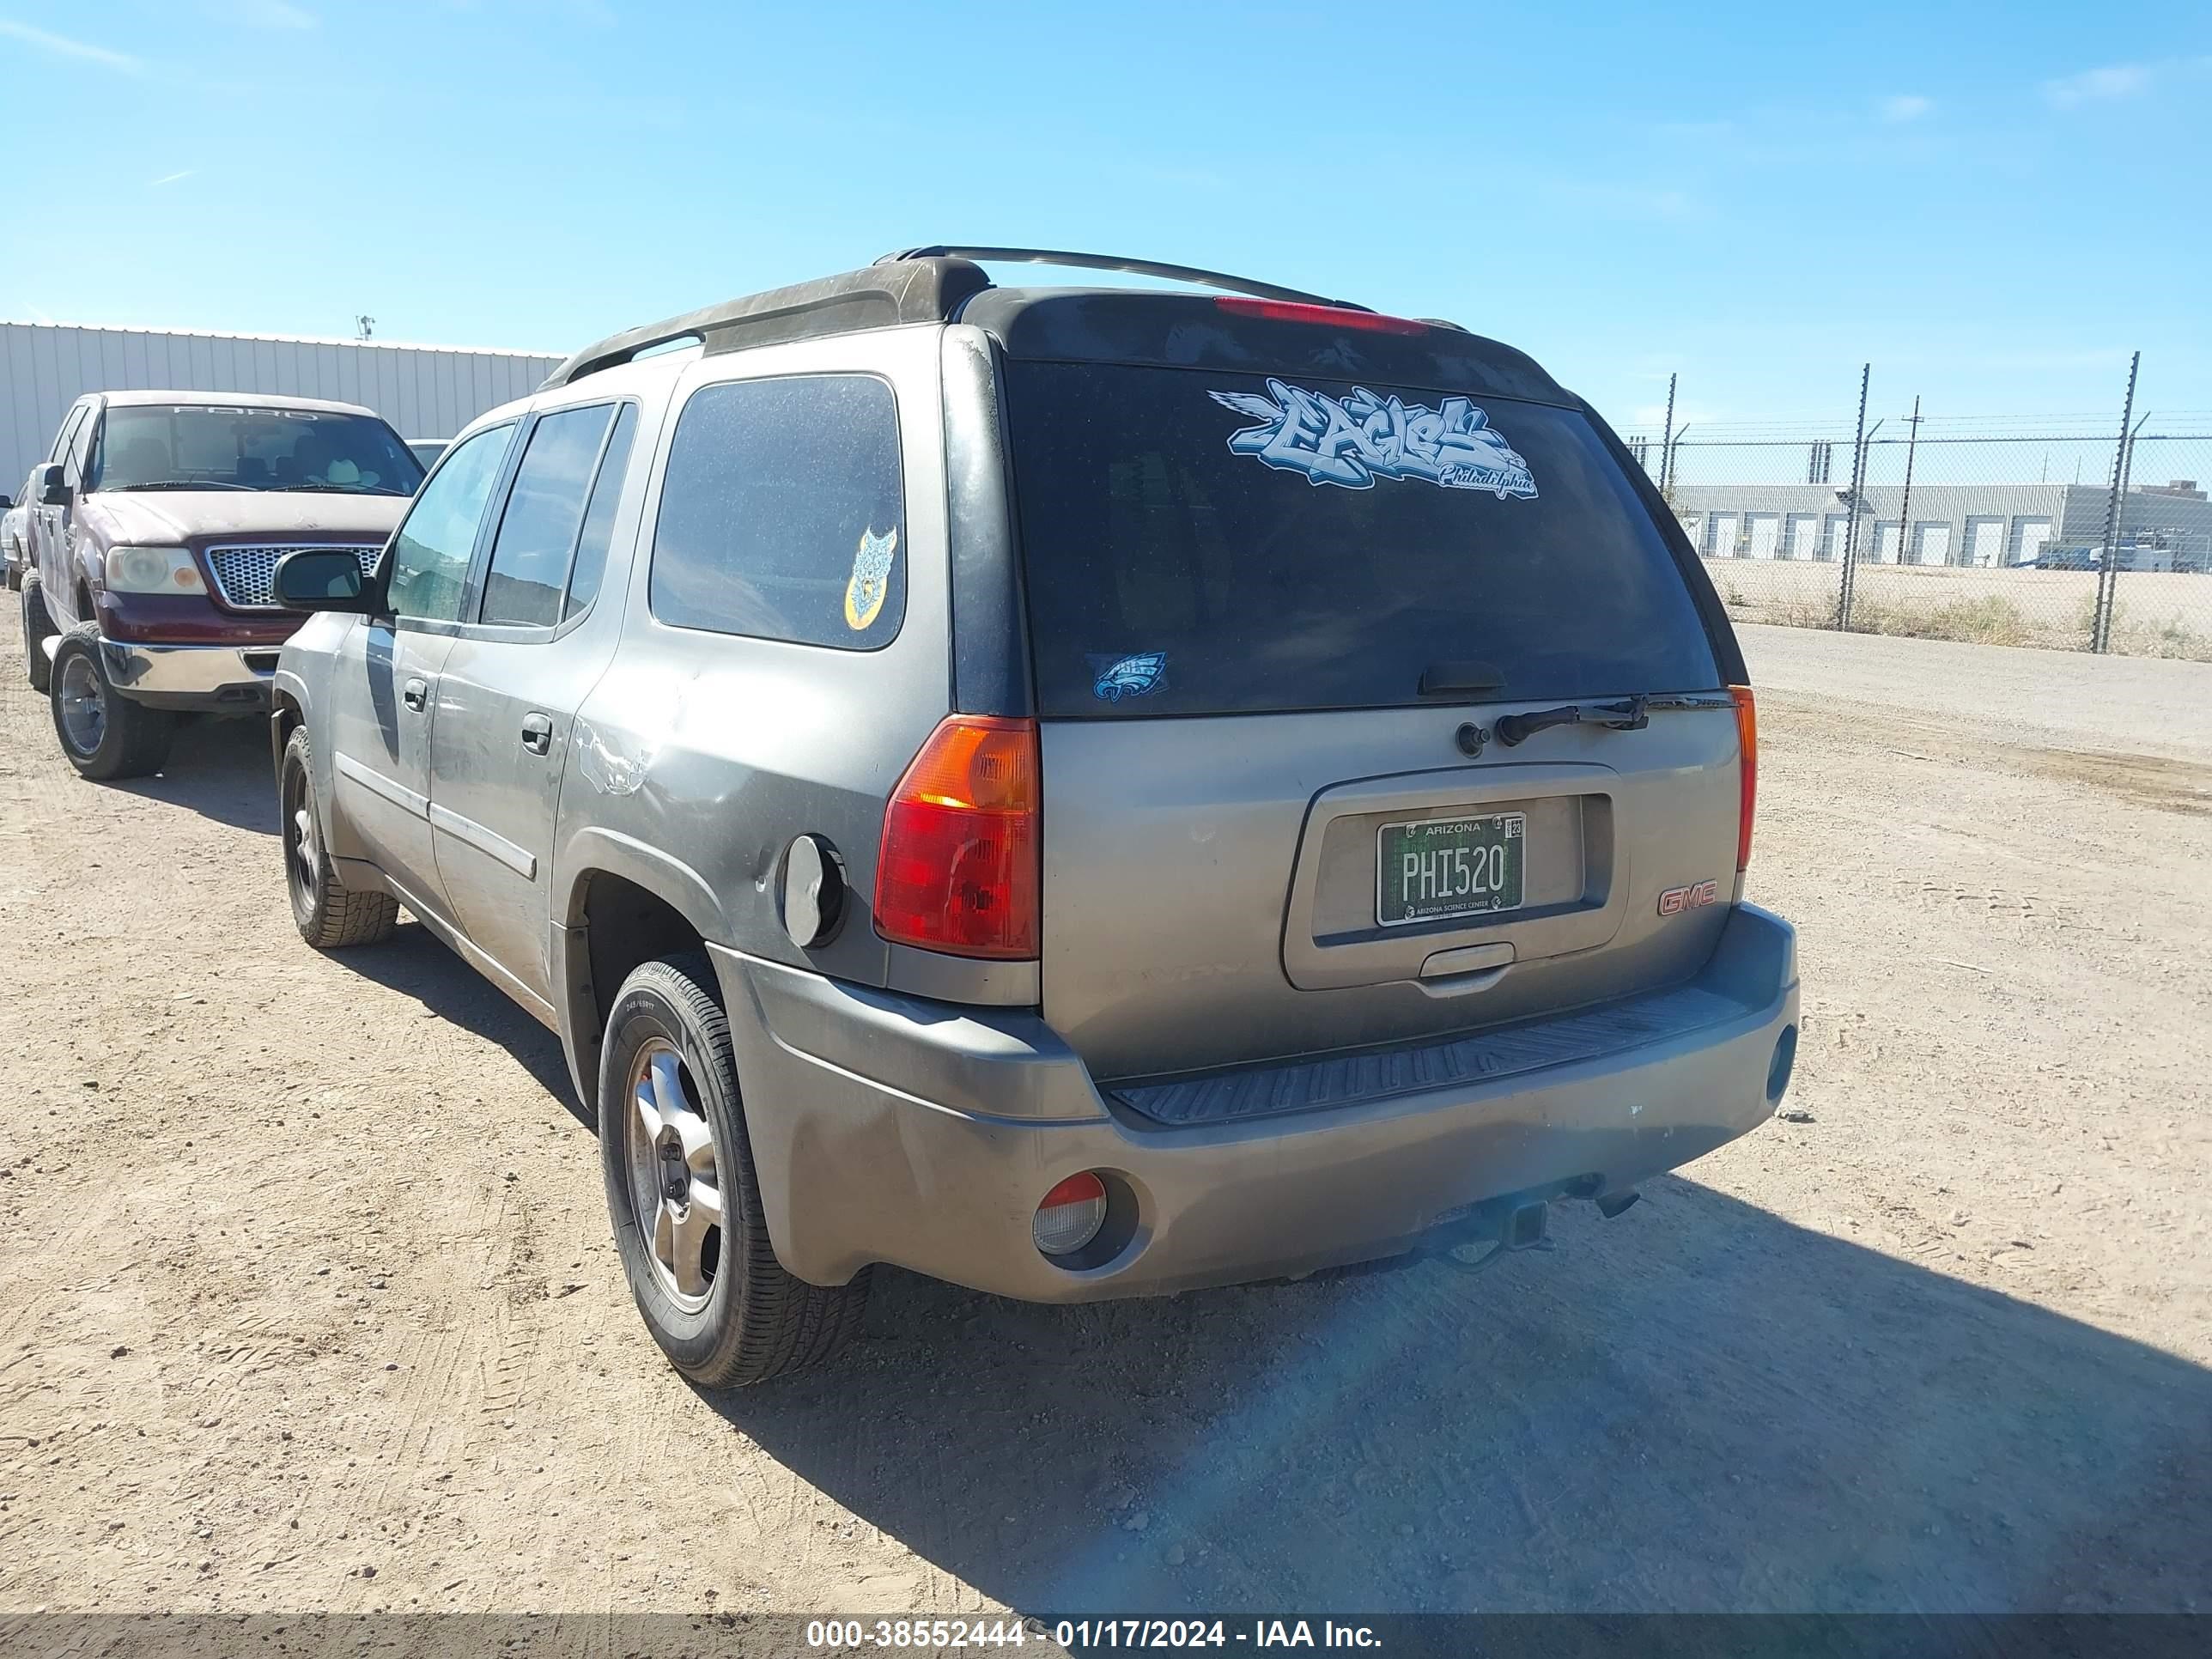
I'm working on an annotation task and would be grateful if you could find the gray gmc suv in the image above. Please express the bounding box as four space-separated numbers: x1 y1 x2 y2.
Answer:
270 247 1799 1386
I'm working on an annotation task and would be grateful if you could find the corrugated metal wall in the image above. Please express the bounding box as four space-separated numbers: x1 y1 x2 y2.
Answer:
1 322 562 489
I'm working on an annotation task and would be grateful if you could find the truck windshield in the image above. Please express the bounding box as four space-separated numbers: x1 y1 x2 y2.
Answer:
1001 362 1721 718
90 404 425 497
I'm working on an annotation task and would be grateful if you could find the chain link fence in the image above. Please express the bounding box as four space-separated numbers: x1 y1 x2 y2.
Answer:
1626 366 2212 661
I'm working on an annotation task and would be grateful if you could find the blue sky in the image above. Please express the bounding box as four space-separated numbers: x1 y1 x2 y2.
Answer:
2 0 2207 432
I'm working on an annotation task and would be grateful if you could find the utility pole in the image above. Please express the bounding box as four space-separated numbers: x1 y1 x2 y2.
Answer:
355 314 375 341
1894 396 1923 564
1658 372 1678 499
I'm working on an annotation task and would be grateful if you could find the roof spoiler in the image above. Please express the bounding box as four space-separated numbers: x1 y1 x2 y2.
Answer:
541 247 1364 389
539 257 992 389
876 246 1363 309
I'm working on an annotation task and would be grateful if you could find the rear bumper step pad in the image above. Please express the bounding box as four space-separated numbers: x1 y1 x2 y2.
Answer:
1112 985 1744 1128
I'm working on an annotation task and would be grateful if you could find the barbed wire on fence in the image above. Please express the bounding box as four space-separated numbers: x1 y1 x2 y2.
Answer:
1618 360 2212 661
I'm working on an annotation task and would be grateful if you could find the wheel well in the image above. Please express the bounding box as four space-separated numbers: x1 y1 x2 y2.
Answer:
574 871 710 1078
270 693 302 779
75 579 94 620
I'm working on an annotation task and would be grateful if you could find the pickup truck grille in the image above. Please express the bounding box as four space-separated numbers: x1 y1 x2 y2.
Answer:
206 544 380 611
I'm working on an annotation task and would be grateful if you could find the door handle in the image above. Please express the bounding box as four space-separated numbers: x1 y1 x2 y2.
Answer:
402 677 428 713
520 713 554 756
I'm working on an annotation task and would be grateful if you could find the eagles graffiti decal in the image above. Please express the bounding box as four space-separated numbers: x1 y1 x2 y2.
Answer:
1210 380 1538 499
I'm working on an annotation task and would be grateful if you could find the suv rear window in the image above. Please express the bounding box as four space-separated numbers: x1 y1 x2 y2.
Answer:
1001 363 1719 717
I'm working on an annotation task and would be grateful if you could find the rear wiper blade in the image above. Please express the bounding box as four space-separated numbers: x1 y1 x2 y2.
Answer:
1494 694 1650 746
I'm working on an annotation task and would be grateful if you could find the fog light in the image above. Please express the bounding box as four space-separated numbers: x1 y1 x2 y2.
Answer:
1032 1171 1108 1257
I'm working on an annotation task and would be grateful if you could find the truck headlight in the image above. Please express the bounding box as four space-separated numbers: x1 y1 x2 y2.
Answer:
105 546 205 594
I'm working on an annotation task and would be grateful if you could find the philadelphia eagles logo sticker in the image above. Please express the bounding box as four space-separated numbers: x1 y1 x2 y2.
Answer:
843 526 897 631
1091 651 1168 702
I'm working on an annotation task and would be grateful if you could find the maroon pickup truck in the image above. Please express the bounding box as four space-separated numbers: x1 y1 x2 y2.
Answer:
18 391 422 779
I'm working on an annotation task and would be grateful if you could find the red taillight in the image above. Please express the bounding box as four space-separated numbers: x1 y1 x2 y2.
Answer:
874 715 1040 959
1729 686 1757 872
1214 296 1428 335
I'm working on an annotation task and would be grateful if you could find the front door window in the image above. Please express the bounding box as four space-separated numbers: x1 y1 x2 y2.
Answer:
387 424 514 622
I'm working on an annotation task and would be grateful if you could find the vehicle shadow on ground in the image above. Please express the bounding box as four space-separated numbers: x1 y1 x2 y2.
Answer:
341 920 586 1120
717 1180 2212 1613
112 715 278 836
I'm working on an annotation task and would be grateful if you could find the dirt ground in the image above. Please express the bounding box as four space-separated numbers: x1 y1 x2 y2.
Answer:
1 621 2208 1619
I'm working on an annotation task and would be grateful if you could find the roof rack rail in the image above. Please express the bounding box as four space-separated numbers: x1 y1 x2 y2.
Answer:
877 246 1363 309
541 256 992 388
541 247 1368 390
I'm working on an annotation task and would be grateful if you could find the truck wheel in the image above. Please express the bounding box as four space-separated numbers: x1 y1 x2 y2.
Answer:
599 955 869 1387
49 624 173 781
281 725 399 948
21 574 54 694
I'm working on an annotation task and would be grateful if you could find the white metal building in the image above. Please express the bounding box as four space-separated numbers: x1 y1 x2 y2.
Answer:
1668 481 2212 572
2 321 561 489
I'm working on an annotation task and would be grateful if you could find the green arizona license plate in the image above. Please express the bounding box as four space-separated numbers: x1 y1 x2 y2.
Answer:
1376 813 1527 927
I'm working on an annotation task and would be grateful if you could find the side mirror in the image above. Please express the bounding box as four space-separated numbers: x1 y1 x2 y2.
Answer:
273 548 379 614
0 494 11 511
36 464 67 507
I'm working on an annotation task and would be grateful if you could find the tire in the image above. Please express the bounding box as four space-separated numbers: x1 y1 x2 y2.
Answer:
21 574 53 694
599 954 869 1387
281 725 399 948
48 623 173 781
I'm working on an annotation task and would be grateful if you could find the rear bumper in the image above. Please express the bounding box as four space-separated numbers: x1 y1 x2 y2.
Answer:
96 638 280 711
714 902 1799 1302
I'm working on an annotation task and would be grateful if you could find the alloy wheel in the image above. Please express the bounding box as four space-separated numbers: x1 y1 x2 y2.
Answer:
624 1039 724 1312
56 653 106 755
284 763 319 905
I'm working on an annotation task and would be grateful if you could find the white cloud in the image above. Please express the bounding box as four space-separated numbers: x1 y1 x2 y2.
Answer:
150 169 196 187
0 18 144 74
1877 94 1933 124
2044 63 2154 106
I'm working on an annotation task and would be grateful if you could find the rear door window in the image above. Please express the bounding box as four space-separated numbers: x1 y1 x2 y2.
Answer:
479 403 617 628
648 374 904 650
563 402 637 620
1001 363 1719 716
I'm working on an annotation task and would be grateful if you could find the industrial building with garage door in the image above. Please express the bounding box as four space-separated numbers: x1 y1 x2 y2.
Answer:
1666 479 2212 572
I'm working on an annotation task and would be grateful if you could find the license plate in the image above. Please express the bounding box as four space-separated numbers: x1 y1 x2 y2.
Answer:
1376 813 1526 927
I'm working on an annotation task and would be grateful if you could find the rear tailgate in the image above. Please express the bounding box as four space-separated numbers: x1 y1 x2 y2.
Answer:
1001 355 1745 1088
